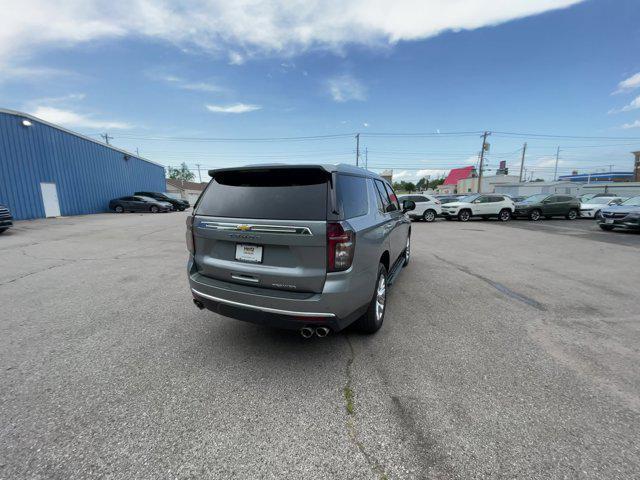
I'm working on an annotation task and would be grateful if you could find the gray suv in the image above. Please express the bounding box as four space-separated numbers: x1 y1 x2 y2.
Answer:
187 164 415 336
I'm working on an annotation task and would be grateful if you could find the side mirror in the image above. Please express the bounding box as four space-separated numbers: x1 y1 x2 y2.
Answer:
473 199 481 204
402 200 416 212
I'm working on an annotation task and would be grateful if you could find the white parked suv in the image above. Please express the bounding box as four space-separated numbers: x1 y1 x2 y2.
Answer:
398 194 441 222
441 193 514 222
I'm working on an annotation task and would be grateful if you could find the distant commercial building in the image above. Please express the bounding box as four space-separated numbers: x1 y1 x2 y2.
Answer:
457 174 521 194
166 178 208 205
558 172 634 183
0 109 165 220
436 166 475 194
494 181 579 197
380 169 393 184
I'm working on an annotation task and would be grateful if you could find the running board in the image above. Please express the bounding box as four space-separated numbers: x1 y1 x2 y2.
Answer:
387 255 406 286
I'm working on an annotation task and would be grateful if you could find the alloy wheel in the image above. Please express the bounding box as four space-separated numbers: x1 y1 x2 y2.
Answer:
375 274 386 323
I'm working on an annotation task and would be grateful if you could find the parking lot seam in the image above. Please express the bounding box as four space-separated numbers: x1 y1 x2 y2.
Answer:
343 335 389 479
433 254 546 311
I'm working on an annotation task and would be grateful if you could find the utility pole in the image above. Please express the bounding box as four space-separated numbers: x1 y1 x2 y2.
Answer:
195 163 203 183
355 133 360 166
523 167 528 182
553 146 560 181
365 147 368 170
519 142 527 183
136 147 140 156
100 133 113 145
477 131 490 193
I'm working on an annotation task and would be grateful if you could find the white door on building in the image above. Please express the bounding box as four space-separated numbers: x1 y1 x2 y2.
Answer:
40 182 61 217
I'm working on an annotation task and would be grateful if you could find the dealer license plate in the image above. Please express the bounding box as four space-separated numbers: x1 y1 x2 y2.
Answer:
235 244 263 263
605 218 614 224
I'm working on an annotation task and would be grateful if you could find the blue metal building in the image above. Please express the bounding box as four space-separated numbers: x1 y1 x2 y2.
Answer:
0 109 166 220
558 172 634 183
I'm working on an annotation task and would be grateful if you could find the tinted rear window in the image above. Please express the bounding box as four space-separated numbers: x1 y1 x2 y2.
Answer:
336 174 368 218
197 168 328 220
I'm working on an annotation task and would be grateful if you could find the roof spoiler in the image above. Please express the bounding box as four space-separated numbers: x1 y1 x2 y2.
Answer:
208 165 333 178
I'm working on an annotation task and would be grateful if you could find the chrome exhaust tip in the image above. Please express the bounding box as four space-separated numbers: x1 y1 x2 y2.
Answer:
315 327 330 338
300 327 314 339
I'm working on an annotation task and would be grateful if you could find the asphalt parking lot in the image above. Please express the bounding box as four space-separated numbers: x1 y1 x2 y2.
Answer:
1 213 639 479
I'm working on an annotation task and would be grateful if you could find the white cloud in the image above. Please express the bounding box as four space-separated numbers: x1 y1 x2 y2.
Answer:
621 120 640 129
614 72 640 94
0 1 584 64
328 74 366 102
30 106 132 129
181 81 222 92
148 72 223 92
387 168 448 183
621 95 640 112
205 103 261 113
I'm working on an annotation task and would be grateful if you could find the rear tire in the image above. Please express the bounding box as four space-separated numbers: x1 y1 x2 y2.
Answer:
353 264 387 334
150 205 159 213
114 205 124 213
594 210 602 220
422 209 436 222
566 208 578 220
0 228 6 234
458 210 471 222
529 209 542 221
498 209 512 222
599 225 614 231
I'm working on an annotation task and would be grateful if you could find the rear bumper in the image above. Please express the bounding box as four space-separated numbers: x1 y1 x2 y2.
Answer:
188 258 374 331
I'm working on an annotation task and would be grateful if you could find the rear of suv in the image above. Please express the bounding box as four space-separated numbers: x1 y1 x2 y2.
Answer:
187 164 415 336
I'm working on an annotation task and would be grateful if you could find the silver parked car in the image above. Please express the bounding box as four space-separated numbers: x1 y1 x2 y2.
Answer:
187 164 415 336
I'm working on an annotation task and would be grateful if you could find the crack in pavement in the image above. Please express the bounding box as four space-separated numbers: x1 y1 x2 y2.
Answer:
343 335 389 479
0 261 75 287
433 254 546 311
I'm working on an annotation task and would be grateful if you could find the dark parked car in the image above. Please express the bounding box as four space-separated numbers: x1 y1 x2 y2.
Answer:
0 204 13 233
135 191 190 211
109 195 172 213
598 195 640 231
513 194 580 221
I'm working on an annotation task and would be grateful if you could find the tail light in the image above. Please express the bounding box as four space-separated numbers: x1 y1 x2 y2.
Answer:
186 215 195 254
327 222 355 272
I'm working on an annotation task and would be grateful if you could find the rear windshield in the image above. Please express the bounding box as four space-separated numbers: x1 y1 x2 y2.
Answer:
197 168 329 220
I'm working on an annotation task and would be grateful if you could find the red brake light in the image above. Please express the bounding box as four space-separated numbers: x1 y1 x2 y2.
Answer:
186 215 195 254
327 222 355 272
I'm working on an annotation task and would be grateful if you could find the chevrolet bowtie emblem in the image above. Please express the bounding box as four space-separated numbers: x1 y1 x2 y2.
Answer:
236 225 251 231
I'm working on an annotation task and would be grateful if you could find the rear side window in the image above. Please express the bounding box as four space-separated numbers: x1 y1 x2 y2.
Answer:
384 183 400 211
197 168 328 220
374 180 391 212
336 174 368 218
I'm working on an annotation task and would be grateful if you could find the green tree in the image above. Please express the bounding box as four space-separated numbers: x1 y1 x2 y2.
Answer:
167 162 195 182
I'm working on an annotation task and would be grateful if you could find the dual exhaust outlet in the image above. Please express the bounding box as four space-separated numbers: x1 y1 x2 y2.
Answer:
193 298 330 338
300 326 330 338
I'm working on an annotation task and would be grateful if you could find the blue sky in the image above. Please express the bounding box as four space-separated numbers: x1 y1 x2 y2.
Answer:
1 0 640 181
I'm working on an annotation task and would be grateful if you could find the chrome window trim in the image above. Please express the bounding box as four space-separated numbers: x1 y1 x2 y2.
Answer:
191 288 335 318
